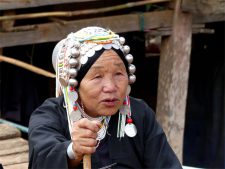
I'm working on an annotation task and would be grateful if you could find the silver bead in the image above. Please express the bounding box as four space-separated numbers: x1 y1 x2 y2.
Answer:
71 48 80 57
69 58 78 67
129 74 136 84
125 54 133 64
119 37 125 45
129 64 136 74
123 45 130 54
69 78 78 87
74 41 80 48
69 68 77 77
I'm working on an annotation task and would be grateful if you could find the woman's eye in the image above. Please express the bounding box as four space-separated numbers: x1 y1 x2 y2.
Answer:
94 75 102 79
116 72 123 76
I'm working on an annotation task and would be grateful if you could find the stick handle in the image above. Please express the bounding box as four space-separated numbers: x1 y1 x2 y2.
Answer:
83 154 91 169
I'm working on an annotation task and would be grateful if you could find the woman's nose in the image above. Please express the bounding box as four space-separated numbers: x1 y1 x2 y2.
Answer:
102 78 117 93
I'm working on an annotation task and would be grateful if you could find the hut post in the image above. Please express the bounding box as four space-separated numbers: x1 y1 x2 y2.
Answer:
156 0 192 163
0 48 2 118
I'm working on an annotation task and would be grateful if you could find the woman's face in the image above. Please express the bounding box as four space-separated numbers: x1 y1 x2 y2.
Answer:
79 49 128 117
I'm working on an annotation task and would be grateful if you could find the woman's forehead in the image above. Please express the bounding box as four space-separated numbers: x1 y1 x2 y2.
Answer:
93 50 125 66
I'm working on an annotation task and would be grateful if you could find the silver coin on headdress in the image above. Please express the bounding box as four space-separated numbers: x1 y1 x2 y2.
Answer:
80 55 88 64
86 49 95 57
112 44 120 50
103 44 112 50
93 44 103 51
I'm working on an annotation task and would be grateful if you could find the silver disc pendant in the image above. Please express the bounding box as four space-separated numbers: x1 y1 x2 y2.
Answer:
125 123 137 137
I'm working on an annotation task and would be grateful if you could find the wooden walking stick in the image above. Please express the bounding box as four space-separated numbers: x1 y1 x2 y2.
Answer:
83 154 91 169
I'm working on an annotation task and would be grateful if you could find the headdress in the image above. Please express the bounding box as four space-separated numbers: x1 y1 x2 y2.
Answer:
52 26 137 140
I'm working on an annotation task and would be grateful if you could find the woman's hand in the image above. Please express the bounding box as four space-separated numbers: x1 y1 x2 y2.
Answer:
71 118 101 159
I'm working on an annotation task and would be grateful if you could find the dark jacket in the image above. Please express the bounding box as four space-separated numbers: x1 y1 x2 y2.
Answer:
29 96 182 169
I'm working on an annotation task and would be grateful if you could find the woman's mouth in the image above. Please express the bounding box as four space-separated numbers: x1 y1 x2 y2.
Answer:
101 98 119 107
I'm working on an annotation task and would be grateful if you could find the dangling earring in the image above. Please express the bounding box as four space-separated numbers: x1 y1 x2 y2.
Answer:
117 85 137 138
124 96 137 137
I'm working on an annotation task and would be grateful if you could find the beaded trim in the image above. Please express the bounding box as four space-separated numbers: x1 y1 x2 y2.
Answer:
55 27 136 88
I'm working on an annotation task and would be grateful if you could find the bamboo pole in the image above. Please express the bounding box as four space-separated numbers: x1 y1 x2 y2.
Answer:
0 55 55 78
83 154 91 169
0 49 2 118
0 0 169 21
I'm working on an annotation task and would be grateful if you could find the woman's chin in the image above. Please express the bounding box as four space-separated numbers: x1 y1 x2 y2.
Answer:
98 108 119 117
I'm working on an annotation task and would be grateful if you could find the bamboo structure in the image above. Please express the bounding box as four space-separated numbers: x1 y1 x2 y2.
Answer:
0 55 55 78
0 0 169 21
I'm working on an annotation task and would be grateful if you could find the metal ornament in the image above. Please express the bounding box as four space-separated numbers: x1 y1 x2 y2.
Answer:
129 74 136 84
125 54 133 64
86 49 95 57
125 123 137 137
80 55 88 64
69 58 78 67
103 44 112 49
112 44 120 50
71 48 80 57
128 64 136 74
74 41 81 48
119 37 125 45
69 69 77 77
93 44 103 51
123 45 130 54
68 79 78 87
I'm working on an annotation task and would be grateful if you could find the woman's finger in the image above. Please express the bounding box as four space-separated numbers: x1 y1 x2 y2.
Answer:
76 118 101 132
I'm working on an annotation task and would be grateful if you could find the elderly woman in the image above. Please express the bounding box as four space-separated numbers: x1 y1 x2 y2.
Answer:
28 27 182 169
